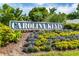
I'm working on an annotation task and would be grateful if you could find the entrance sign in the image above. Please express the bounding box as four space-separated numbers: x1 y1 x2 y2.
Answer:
9 21 63 30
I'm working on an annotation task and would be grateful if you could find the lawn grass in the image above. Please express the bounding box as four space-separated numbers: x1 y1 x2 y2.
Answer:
32 50 79 56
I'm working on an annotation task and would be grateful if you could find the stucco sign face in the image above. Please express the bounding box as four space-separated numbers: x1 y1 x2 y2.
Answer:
9 21 63 30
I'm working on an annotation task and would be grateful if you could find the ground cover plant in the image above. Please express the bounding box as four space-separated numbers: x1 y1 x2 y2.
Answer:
0 23 21 47
0 4 23 47
23 30 79 53
32 50 79 56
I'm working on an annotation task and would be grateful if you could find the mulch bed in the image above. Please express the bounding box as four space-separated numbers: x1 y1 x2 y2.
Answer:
0 32 31 56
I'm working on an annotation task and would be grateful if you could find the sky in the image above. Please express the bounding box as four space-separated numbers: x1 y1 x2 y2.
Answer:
0 3 78 15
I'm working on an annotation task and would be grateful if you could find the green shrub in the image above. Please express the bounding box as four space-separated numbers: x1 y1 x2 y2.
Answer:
54 40 79 50
64 24 79 30
0 23 21 46
27 46 40 53
44 46 51 51
35 39 42 46
9 31 21 42
39 45 51 51
39 45 46 51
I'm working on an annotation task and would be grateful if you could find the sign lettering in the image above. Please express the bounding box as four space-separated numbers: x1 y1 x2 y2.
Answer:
9 21 63 30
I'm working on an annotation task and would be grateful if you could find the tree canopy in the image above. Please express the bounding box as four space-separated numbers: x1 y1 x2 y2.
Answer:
29 7 49 22
0 3 79 25
0 4 23 25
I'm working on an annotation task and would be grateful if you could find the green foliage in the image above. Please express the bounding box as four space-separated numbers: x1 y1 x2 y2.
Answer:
27 46 40 52
39 45 47 51
44 46 51 51
33 50 79 56
10 31 21 42
45 13 67 23
35 38 49 46
29 7 49 22
0 23 21 46
54 40 79 50
67 12 77 19
64 24 79 30
35 39 42 46
67 4 79 19
25 31 79 53
49 8 56 14
22 15 30 21
0 4 23 25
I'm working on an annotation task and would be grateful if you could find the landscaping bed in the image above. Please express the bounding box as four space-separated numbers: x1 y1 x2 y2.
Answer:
0 32 30 56
32 49 79 56
23 30 79 53
1 30 79 56
1 3 79 56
